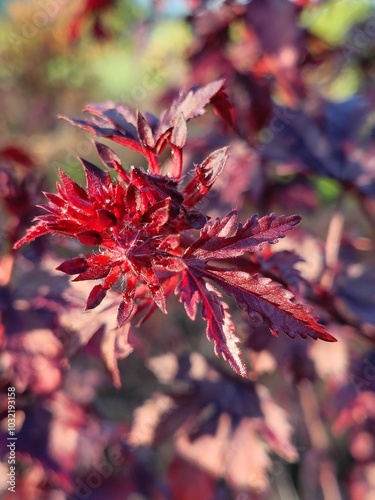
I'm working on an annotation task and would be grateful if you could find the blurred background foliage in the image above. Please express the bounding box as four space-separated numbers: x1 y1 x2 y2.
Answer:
1 0 375 202
0 0 191 190
0 0 373 189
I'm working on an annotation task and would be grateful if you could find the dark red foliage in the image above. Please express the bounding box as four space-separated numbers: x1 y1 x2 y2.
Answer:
14 81 335 378
0 146 44 247
5 2 375 498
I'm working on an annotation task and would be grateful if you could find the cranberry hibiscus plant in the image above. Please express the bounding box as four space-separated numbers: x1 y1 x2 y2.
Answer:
15 80 335 378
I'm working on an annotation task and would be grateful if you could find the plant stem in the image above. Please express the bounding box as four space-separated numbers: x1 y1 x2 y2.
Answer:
298 380 342 500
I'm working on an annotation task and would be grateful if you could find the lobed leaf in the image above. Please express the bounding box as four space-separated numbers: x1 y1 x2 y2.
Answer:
184 211 301 260
178 270 247 377
192 266 336 343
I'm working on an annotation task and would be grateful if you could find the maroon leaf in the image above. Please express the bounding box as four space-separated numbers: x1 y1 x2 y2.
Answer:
0 145 35 169
183 147 229 208
170 113 187 148
97 209 117 228
137 112 156 148
60 114 145 157
178 270 247 377
13 224 50 249
60 112 131 138
56 257 89 275
257 249 306 295
14 78 335 382
84 102 138 134
95 141 128 178
176 270 201 321
58 169 88 201
76 230 102 246
181 207 208 229
86 284 107 310
141 198 171 230
211 88 235 129
78 158 108 198
193 267 336 343
184 211 301 260
158 79 226 137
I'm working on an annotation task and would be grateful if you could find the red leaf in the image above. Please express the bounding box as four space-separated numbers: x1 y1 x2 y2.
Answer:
97 209 117 227
73 267 111 281
76 230 102 246
194 267 336 343
158 79 226 137
139 267 167 314
43 192 66 208
13 224 50 249
179 270 247 377
95 141 130 182
56 257 89 275
141 198 171 230
58 169 88 201
176 271 200 320
0 146 35 169
183 147 228 208
79 158 108 197
49 219 81 234
131 168 183 204
86 284 107 310
211 88 235 129
100 134 145 155
153 254 186 273
117 299 135 327
157 234 180 252
170 113 187 148
137 112 156 148
72 254 112 281
184 211 301 260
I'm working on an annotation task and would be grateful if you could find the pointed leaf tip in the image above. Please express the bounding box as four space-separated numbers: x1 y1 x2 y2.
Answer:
13 224 50 249
170 113 187 148
117 299 135 327
56 257 88 275
86 284 107 310
137 112 156 149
